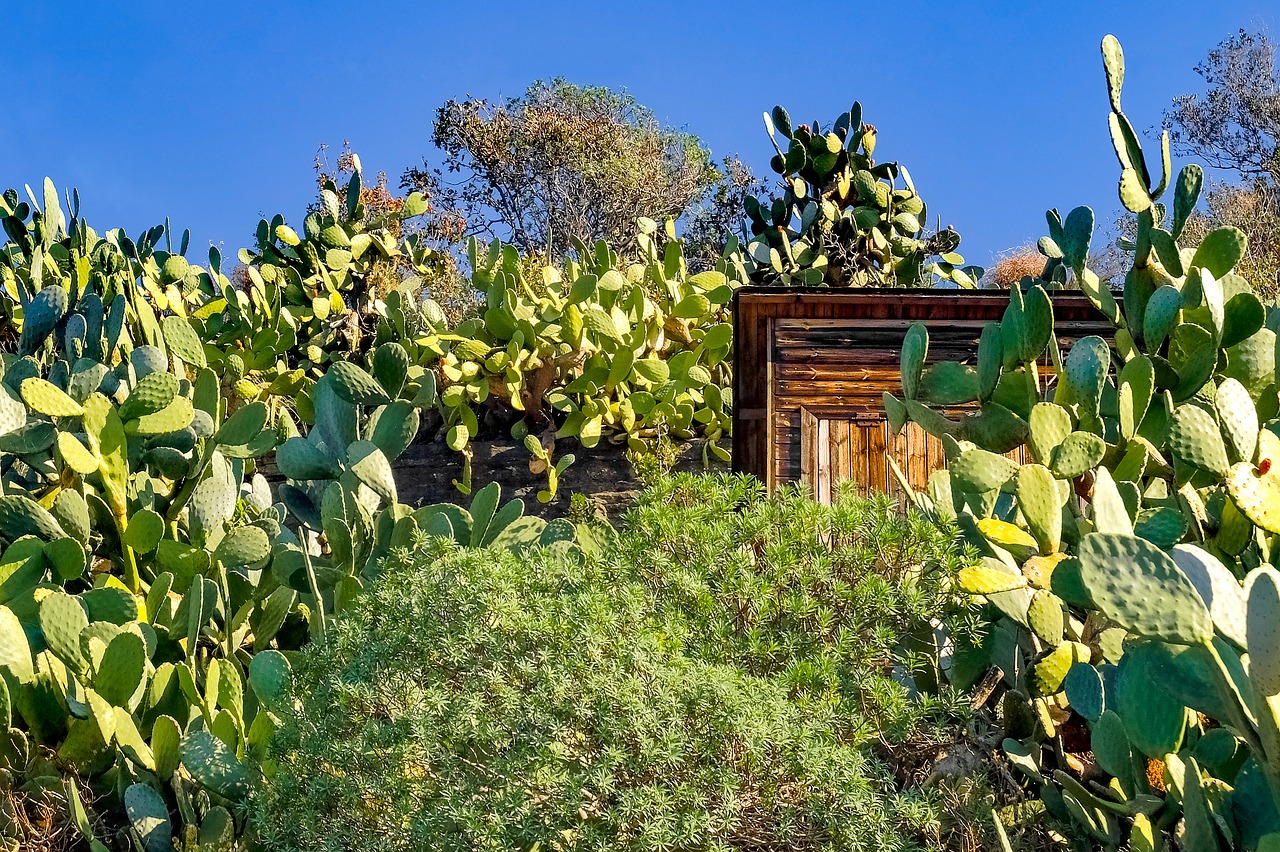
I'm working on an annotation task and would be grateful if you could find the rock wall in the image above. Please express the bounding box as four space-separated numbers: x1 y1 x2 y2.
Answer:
265 438 731 521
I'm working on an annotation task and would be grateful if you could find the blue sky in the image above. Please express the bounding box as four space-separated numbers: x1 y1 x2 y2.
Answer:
3 1 1275 269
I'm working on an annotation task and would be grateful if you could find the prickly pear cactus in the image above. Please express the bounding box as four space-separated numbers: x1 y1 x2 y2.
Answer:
740 104 983 288
891 35 1280 848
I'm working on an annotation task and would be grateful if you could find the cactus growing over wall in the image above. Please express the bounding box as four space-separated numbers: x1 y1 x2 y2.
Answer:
742 104 983 287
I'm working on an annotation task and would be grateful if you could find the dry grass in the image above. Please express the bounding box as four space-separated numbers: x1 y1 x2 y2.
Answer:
985 247 1044 289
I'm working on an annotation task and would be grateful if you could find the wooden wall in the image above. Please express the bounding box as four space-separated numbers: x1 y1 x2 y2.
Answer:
732 288 1112 496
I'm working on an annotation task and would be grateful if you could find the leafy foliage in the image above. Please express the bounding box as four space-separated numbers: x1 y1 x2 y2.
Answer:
407 79 746 260
892 35 1280 851
252 475 981 852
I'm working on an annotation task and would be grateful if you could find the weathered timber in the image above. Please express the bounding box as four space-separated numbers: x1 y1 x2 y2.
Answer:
732 287 1113 498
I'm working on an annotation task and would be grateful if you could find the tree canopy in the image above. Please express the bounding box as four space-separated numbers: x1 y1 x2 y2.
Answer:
403 79 747 260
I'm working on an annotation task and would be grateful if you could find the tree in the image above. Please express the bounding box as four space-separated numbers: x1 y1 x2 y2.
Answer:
1164 30 1280 295
402 79 747 260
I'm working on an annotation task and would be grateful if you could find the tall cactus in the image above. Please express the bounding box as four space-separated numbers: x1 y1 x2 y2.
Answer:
893 35 1280 848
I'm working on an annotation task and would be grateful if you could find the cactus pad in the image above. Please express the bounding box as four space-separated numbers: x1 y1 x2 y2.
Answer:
1028 403 1072 465
95 630 146 707
1035 640 1090 695
19 378 83 417
118 371 179 421
213 525 271 569
1017 463 1065 554
1077 533 1213 644
958 558 1027 594
1168 404 1229 476
329 362 391 406
38 591 89 673
161 316 207 368
1246 566 1280 695
1063 662 1106 721
123 782 172 852
0 494 66 541
950 448 1020 493
277 437 341 481
1050 431 1106 479
126 396 194 437
1214 377 1257 462
1170 545 1247 649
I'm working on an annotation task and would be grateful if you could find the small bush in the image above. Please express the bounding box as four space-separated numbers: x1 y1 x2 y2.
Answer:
251 475 981 852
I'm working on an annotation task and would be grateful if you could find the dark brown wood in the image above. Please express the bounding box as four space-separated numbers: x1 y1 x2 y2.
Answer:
732 287 1113 498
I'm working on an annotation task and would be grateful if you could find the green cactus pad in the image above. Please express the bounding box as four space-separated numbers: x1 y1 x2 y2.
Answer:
1246 566 1280 695
248 649 292 713
119 371 180 423
372 342 410 398
1017 463 1065 554
1168 404 1230 476
1213 377 1258 465
348 441 397 504
1191 227 1248 278
1171 545 1247 649
1116 642 1188 758
160 316 207 368
19 377 83 417
18 284 68 356
1090 467 1133 535
1028 403 1072 465
1090 710 1133 781
900 323 928 400
961 402 1029 453
81 586 140 626
1142 284 1182 352
1117 356 1154 441
1064 336 1110 418
1050 431 1106 479
124 782 172 852
181 729 251 800
1001 284 1053 366
328 362 391 407
904 399 958 439
126 396 194 437
1223 327 1276 396
918 362 979 405
213 525 271 569
0 605 33 683
276 437 341 481
1063 662 1105 721
38 591 89 674
0 494 66 541
950 449 1020 493
1027 590 1065 644
1132 506 1185 548
1077 533 1213 644
367 401 420 463
51 490 90 544
977 322 1002 402
95 630 146 707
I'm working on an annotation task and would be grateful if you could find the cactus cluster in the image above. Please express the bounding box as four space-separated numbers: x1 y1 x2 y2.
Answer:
741 104 983 287
424 218 737 495
891 36 1280 850
0 183 585 850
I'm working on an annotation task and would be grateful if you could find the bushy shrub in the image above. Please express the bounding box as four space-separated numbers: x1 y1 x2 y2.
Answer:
251 475 981 852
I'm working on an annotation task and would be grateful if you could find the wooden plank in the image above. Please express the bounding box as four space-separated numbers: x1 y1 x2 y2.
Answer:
866 420 887 495
800 408 818 500
832 420 851 492
849 422 867 496
817 417 831 505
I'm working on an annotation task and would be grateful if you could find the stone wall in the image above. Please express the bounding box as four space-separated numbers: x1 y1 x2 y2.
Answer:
265 437 731 521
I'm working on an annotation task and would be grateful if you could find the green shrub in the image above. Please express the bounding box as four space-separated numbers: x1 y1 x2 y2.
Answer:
251 475 981 852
